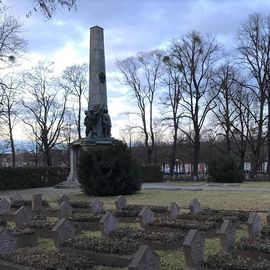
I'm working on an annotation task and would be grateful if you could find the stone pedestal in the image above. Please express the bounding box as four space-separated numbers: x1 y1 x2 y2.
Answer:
55 143 81 189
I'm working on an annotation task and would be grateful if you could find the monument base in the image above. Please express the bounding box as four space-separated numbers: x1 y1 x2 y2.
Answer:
55 137 120 189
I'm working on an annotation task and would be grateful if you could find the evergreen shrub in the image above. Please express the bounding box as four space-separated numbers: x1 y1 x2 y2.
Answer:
142 165 164 182
78 141 142 196
0 167 68 190
207 155 243 183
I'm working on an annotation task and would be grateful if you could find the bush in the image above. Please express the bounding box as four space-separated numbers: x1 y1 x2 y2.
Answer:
207 155 243 183
78 141 142 196
142 165 164 182
0 167 69 191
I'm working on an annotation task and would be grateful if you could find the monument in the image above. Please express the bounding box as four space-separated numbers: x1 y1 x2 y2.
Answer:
57 26 114 188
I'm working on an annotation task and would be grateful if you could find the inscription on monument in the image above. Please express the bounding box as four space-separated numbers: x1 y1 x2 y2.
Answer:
128 245 160 270
115 195 127 210
58 194 70 205
15 206 33 228
32 193 42 212
99 211 118 238
138 206 155 228
0 198 11 215
59 201 73 218
90 198 104 214
218 219 235 255
52 218 76 249
183 229 205 270
0 228 16 255
168 202 180 219
10 192 23 203
247 212 262 240
189 198 201 216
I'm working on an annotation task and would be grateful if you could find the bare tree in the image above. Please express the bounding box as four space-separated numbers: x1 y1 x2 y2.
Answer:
169 31 222 178
0 74 22 166
237 13 270 176
117 50 164 165
161 55 184 176
0 0 76 19
60 64 88 139
22 62 68 166
0 13 26 69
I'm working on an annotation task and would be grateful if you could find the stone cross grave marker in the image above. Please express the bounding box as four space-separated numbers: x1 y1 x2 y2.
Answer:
168 202 180 219
0 198 11 215
138 206 155 228
90 198 103 214
247 212 262 241
99 211 118 238
183 229 205 270
59 201 73 218
52 218 76 249
218 219 235 256
58 194 70 205
10 192 23 203
115 195 127 210
128 245 160 270
32 193 42 212
0 227 16 255
189 198 201 216
15 206 33 228
267 209 270 225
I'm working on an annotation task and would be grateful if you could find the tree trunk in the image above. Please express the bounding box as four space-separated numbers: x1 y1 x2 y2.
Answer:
169 131 177 178
267 99 270 173
193 131 200 180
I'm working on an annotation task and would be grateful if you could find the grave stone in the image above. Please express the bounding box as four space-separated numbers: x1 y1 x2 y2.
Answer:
10 192 23 203
189 198 201 216
247 212 262 240
32 193 42 212
58 194 70 205
115 195 127 210
218 219 235 256
128 245 160 270
183 229 205 270
267 209 270 225
59 201 73 218
15 206 33 228
90 198 103 214
99 211 118 238
0 227 16 255
168 202 180 219
52 218 76 249
0 198 11 214
138 206 155 228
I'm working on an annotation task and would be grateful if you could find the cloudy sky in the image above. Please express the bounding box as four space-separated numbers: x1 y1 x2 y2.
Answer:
4 0 270 140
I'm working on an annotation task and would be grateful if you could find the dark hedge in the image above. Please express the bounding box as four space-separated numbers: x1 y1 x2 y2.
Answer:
207 155 243 183
78 141 142 196
0 167 69 190
142 165 164 182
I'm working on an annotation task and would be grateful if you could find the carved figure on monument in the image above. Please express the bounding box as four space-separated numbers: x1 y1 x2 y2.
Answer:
102 109 111 137
84 110 97 137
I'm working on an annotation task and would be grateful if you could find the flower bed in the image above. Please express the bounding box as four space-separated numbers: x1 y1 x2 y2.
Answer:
149 216 216 231
115 204 168 217
0 248 95 269
11 200 49 209
236 237 270 254
64 236 141 255
204 252 270 269
180 208 249 223
69 213 103 223
111 227 185 244
70 201 90 209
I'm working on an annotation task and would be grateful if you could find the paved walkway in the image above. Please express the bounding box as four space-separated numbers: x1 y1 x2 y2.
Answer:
0 182 269 199
142 182 270 192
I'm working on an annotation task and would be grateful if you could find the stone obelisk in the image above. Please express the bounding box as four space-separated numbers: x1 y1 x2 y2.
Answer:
84 26 111 140
89 26 108 112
